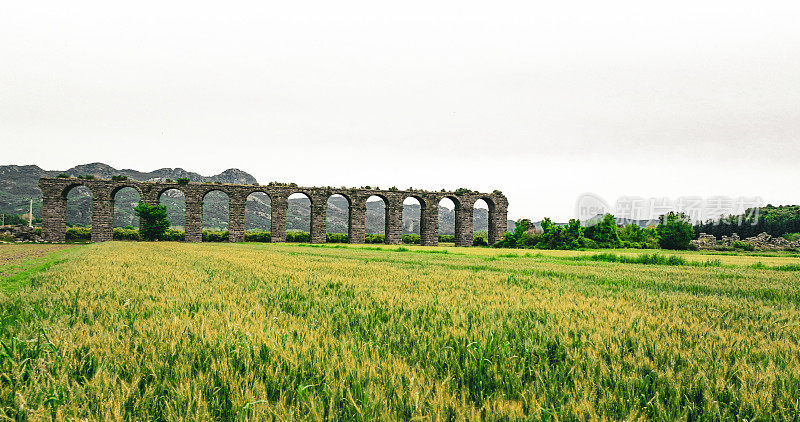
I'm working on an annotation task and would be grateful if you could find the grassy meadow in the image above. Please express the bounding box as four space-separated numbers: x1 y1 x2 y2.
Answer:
1 242 799 420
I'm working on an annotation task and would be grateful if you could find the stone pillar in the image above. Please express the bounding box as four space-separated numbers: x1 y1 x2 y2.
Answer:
349 199 365 244
454 201 474 247
270 195 287 243
310 194 326 244
185 201 202 243
42 195 66 242
420 201 438 246
385 197 403 245
229 201 246 242
91 194 113 242
489 200 508 245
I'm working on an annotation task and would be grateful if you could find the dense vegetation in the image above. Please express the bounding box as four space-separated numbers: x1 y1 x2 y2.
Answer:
0 213 38 226
1 243 797 419
694 204 800 239
495 214 663 250
656 212 694 250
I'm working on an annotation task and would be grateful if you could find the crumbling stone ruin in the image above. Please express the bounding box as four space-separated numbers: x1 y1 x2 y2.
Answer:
692 233 718 249
692 232 800 251
38 177 508 246
0 225 43 242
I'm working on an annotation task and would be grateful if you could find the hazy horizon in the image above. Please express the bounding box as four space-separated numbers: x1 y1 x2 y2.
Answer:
2 1 799 221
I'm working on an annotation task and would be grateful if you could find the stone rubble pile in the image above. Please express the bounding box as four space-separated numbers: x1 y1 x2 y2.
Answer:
0 225 43 242
692 233 717 249
691 232 800 251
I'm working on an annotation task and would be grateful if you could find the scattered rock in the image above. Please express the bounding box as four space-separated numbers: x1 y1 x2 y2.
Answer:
692 233 717 249
691 232 800 251
0 225 44 242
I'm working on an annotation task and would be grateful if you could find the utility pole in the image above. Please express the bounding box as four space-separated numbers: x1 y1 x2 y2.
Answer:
29 199 34 227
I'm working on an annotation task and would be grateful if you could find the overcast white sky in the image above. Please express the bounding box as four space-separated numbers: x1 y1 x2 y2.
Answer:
2 1 799 221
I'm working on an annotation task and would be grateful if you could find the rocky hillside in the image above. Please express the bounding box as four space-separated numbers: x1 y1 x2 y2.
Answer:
0 163 256 229
1 163 511 235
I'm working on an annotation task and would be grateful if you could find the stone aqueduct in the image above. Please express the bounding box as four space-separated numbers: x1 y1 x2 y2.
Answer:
39 178 508 246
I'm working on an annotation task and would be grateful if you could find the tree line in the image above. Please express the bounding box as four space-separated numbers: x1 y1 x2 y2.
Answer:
8 203 724 250
494 212 695 250
693 205 800 239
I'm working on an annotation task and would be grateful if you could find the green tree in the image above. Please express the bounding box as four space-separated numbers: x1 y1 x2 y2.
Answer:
134 203 170 241
540 217 553 233
494 219 535 248
564 219 585 249
1 213 28 226
585 214 620 248
619 224 660 249
657 212 694 250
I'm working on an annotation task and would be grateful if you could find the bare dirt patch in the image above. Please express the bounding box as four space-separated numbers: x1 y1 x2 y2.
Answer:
0 244 74 277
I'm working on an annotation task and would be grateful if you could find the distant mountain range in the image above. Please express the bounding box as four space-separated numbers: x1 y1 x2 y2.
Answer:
0 163 513 235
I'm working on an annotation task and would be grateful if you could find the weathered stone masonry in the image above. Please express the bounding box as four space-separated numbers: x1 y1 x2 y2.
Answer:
39 178 508 246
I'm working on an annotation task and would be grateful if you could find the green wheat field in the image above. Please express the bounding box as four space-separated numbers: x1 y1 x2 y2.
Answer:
1 242 799 420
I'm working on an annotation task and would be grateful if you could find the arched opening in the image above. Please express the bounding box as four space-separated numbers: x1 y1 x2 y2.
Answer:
402 197 422 244
366 195 387 243
113 187 141 229
245 192 271 240
159 189 186 230
326 194 350 243
287 192 311 242
65 185 92 241
202 191 230 242
438 197 457 244
473 198 491 246
66 185 92 228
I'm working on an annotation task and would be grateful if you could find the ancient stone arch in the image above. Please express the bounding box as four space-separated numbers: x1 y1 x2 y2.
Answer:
39 178 508 246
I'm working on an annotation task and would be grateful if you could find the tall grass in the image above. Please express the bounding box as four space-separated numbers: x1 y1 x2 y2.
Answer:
579 252 724 267
0 243 798 420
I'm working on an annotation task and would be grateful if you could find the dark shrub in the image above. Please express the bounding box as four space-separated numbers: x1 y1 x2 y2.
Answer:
202 230 229 242
438 235 455 243
57 173 70 178
245 231 271 242
286 231 310 242
66 227 91 242
493 220 533 248
111 175 128 181
473 231 488 246
582 238 599 249
402 234 420 244
365 233 385 244
162 229 185 241
619 224 659 249
326 233 349 243
176 178 190 185
113 228 140 241
783 233 800 242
